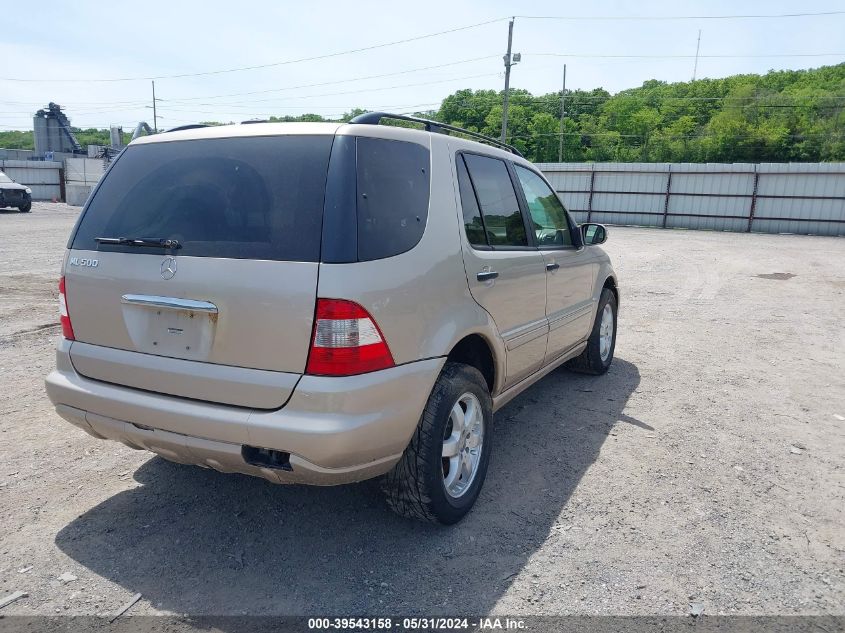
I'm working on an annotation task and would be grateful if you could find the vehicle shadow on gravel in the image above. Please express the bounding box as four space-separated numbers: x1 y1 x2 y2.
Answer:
56 357 642 617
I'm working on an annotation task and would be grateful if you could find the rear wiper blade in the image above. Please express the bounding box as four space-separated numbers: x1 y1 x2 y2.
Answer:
95 236 181 249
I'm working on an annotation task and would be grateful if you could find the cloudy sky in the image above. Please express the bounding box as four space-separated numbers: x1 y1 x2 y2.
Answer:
1 0 843 131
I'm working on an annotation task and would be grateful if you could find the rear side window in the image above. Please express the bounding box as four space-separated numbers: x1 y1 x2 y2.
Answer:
356 137 430 261
461 153 527 247
456 155 488 248
72 135 333 261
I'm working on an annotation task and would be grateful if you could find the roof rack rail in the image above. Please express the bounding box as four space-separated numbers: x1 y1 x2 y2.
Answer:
164 124 210 133
348 112 524 158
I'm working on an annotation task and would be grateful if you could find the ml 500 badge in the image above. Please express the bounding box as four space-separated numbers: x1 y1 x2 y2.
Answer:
69 257 98 267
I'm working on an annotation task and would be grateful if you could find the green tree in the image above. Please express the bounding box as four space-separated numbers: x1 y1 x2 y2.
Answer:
3 63 843 163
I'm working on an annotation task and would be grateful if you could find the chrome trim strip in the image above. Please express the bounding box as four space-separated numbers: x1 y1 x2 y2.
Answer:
492 341 588 411
121 294 218 314
502 318 549 351
548 303 593 332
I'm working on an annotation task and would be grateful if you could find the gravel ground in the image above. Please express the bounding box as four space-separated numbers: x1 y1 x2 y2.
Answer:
0 202 843 620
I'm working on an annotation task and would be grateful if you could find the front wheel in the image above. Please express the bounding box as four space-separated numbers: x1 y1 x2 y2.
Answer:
18 202 31 213
382 362 492 524
567 287 617 375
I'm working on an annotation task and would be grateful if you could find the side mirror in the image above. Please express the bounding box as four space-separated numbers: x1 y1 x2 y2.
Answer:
581 223 607 246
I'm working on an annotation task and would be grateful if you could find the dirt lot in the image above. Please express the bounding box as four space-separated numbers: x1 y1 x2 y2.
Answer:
0 202 843 619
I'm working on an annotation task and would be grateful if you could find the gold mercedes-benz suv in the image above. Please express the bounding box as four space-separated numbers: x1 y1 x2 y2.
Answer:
46 113 618 524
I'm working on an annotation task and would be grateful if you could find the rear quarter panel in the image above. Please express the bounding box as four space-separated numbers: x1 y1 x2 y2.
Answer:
316 133 505 387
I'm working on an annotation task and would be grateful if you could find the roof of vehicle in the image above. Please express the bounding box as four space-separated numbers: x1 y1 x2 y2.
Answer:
348 112 523 157
128 118 535 168
131 122 343 145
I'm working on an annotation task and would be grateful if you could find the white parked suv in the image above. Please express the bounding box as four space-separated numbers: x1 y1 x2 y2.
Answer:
46 113 618 524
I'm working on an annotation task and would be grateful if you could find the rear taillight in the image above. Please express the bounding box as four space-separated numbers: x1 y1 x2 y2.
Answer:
306 299 394 376
58 276 75 340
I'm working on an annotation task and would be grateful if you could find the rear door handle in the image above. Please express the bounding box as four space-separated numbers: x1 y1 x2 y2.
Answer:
476 270 499 281
121 294 218 314
546 262 560 271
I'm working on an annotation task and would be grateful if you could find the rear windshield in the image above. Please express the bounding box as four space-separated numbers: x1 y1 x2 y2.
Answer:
71 135 333 261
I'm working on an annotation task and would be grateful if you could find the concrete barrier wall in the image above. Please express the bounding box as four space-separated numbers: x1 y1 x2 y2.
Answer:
0 155 107 204
0 159 63 201
64 157 105 206
538 162 845 237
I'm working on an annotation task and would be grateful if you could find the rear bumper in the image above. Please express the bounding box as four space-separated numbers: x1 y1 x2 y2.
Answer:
45 339 444 485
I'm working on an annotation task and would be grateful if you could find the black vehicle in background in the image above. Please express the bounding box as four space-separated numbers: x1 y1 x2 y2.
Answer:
0 171 32 212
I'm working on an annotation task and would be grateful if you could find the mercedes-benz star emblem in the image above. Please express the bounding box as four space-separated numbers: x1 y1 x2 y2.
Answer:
160 256 177 280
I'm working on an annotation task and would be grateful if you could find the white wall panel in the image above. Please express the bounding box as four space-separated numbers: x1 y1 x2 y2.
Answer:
540 162 844 236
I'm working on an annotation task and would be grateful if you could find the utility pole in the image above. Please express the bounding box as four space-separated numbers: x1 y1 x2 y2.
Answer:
558 64 567 163
501 18 517 143
692 30 702 81
151 80 158 133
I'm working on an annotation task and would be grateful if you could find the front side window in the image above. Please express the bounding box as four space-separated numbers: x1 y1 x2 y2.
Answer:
461 153 527 247
514 164 573 247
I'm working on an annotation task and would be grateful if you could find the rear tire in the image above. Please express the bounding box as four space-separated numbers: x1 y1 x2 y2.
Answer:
382 362 492 524
567 287 617 375
18 202 31 213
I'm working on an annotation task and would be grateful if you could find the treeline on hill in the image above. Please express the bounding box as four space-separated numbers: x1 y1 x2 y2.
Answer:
437 65 845 163
2 64 843 163
0 128 134 151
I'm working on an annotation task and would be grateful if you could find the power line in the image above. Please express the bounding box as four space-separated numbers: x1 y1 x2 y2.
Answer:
529 52 845 60
3 89 840 120
2 125 841 142
164 101 442 112
3 63 841 112
11 52 835 110
158 56 498 104
164 71 504 106
438 94 845 108
0 18 506 83
161 71 845 110
509 131 845 142
3 93 837 122
5 97 835 124
447 91 845 102
125 102 446 119
4 9 838 83
0 56 498 109
516 10 845 21
0 98 150 107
